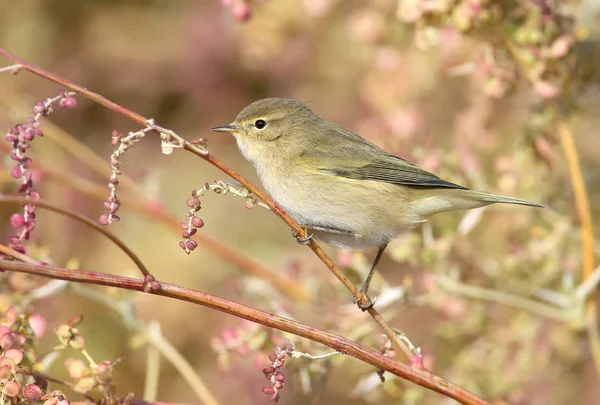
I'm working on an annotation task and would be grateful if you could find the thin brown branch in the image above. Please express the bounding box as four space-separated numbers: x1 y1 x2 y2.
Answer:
0 258 492 405
554 114 599 367
0 48 415 362
554 117 596 283
0 194 151 278
27 372 72 388
0 243 40 264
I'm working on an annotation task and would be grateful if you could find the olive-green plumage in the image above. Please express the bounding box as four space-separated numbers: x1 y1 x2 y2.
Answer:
213 97 542 307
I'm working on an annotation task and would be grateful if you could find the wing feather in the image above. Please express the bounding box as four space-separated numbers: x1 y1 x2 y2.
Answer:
327 157 466 189
309 122 467 190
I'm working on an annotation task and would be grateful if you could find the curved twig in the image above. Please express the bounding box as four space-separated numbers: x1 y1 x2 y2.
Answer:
0 194 151 278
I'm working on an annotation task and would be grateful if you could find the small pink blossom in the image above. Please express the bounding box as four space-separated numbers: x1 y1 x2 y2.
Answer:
231 2 251 21
29 313 47 338
23 384 43 401
534 80 559 99
9 213 25 228
550 34 573 59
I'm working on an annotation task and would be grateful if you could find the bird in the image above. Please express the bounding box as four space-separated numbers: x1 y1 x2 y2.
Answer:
212 97 542 309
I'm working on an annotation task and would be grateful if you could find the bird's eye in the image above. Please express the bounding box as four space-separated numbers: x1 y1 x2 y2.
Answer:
254 119 267 129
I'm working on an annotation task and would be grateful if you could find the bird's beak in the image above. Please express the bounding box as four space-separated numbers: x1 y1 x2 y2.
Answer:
211 123 240 133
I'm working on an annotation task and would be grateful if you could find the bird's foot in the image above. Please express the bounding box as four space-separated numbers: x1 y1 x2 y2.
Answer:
292 226 313 245
353 290 377 311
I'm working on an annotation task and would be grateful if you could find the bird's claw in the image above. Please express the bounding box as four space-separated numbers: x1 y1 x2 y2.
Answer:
353 293 377 311
292 227 313 245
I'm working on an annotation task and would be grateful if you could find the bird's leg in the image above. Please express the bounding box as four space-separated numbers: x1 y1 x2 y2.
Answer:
292 226 313 245
353 243 388 311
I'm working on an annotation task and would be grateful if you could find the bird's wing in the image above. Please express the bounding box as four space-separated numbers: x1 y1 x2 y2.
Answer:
309 122 467 189
320 155 467 189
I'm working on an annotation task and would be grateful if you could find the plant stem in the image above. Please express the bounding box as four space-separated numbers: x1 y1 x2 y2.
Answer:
0 258 491 405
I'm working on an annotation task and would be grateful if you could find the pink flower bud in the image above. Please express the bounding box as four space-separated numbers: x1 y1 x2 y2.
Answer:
550 34 573 59
33 102 45 114
23 384 43 401
232 1 252 21
62 97 78 108
12 245 28 254
534 80 559 99
4 381 20 397
5 348 24 364
185 240 198 251
0 365 11 379
67 314 83 327
191 216 204 228
10 213 25 228
263 366 276 375
10 166 22 179
10 332 26 347
220 328 238 342
29 313 47 338
0 333 13 349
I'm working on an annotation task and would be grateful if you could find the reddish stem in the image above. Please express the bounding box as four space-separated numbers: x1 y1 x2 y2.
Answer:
0 258 491 405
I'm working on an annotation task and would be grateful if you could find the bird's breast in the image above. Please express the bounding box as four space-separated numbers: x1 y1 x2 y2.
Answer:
253 159 411 241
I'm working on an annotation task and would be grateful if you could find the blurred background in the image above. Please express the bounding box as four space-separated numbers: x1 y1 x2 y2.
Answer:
1 0 600 404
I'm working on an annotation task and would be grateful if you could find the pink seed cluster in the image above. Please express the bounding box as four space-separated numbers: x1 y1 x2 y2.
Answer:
100 127 151 226
261 341 295 402
5 91 77 254
179 189 205 253
99 130 124 225
0 306 47 402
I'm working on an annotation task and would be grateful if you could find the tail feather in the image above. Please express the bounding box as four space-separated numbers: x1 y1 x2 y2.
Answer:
410 188 543 219
463 190 544 208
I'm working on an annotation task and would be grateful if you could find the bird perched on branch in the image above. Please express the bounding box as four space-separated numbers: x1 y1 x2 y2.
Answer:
213 98 542 310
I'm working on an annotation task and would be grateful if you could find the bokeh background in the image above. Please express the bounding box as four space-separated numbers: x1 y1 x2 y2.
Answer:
1 1 600 404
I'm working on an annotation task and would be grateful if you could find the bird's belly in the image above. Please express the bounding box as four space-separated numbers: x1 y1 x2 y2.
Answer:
266 180 368 232
260 170 417 248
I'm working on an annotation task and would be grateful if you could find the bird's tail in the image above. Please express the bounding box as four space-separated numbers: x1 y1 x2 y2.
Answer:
411 188 543 219
460 190 544 208
411 188 542 218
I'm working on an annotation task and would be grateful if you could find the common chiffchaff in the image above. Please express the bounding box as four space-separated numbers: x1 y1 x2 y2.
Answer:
213 98 542 309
